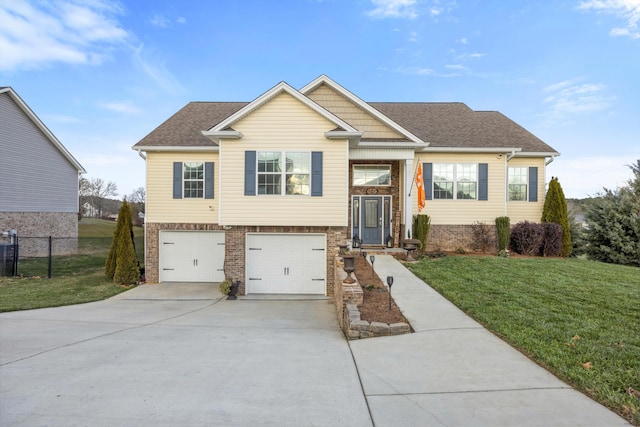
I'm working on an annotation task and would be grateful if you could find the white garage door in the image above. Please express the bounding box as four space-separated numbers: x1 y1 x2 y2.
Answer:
246 233 326 294
159 231 225 282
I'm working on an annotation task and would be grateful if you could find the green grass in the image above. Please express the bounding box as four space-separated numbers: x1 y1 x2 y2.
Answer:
0 218 143 312
406 256 640 425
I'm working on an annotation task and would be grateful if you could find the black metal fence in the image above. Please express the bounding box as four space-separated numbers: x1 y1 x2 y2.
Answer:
0 236 144 278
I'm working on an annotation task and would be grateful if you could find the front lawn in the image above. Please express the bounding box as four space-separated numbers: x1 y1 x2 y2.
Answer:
0 218 141 312
406 256 640 425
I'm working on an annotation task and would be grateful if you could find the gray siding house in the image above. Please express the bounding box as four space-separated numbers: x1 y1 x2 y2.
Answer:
0 87 85 248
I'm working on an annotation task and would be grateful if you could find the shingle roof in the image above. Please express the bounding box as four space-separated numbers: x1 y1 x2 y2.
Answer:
134 102 247 147
370 102 556 153
134 99 557 154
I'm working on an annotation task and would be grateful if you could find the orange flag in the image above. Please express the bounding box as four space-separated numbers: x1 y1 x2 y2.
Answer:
416 163 426 212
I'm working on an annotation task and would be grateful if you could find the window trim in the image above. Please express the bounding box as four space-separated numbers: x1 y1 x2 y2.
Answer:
352 164 392 187
431 163 478 200
508 166 529 202
256 151 311 196
173 161 214 200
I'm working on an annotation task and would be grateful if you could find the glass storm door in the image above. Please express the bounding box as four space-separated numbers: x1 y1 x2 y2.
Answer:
361 197 382 244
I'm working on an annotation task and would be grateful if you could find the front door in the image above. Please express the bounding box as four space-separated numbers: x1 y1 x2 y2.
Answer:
352 196 392 245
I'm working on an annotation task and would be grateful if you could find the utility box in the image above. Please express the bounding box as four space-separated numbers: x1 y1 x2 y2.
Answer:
0 244 18 276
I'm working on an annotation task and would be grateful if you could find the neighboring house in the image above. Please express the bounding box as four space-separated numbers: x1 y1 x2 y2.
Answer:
0 87 86 252
133 75 559 296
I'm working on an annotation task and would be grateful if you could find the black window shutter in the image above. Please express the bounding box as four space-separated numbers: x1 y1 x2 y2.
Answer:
478 163 488 201
205 162 214 199
424 163 433 200
244 151 256 196
173 162 182 199
529 167 538 202
311 151 323 197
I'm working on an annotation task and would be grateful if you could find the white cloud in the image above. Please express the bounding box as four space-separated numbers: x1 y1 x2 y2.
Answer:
176 16 186 24
132 44 184 94
100 101 143 115
578 0 640 39
542 79 614 116
366 0 418 19
150 14 170 28
409 31 418 42
396 66 435 75
0 0 129 71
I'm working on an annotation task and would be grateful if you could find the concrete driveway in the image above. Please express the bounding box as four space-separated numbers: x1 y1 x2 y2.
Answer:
0 284 371 426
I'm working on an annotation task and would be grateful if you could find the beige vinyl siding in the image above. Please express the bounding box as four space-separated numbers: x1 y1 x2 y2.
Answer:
219 92 348 226
506 157 546 223
413 154 507 225
146 151 219 224
306 84 404 140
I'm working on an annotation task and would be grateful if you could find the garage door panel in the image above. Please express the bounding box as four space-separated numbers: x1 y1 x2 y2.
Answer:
246 234 326 295
159 231 225 283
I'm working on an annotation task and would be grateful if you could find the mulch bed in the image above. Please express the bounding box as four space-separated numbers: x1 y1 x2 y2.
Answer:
353 255 407 324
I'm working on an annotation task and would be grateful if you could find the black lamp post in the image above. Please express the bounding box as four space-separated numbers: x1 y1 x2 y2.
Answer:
370 255 375 272
352 234 361 249
386 276 394 310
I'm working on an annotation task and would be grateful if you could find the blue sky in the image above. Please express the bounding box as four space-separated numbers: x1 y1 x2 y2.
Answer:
1 0 639 199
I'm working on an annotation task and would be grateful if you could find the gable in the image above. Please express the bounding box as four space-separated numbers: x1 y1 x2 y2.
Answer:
306 83 406 140
232 91 338 139
0 90 82 212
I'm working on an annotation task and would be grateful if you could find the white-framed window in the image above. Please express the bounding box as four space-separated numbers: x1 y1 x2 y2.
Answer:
433 163 477 200
257 151 310 195
508 167 528 201
353 164 391 186
183 162 204 198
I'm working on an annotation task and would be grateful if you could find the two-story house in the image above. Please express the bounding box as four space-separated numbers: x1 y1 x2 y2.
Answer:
133 75 559 296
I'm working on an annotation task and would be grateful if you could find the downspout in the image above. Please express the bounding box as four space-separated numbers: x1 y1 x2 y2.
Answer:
136 149 147 160
504 150 516 216
545 155 555 166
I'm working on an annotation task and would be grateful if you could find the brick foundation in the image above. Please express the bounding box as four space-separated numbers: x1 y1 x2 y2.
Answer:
145 223 348 297
426 224 498 252
0 212 78 256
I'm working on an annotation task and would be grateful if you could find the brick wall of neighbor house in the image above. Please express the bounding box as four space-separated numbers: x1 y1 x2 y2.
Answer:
0 212 78 256
426 224 498 252
144 222 226 283
225 226 348 296
348 160 401 246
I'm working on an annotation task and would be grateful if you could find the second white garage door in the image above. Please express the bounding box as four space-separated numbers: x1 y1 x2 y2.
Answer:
245 233 326 294
159 231 225 282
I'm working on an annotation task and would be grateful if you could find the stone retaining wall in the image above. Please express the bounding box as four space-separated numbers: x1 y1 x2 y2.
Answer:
334 256 411 340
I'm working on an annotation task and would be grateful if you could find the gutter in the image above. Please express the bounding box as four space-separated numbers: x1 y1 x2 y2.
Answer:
132 146 219 152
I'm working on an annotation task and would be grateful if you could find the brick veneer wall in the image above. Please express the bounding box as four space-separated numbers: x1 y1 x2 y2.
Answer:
0 212 78 256
145 222 348 297
425 224 498 252
225 226 348 297
144 222 225 284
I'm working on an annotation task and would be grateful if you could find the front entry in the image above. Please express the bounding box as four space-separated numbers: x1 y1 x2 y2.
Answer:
352 195 392 246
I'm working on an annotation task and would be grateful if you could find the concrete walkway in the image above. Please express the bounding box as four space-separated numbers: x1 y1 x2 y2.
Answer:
350 255 629 426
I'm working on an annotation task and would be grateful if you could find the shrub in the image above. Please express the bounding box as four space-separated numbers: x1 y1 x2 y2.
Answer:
412 214 431 251
470 221 493 252
219 279 232 295
541 177 572 256
495 216 510 252
510 221 544 256
112 201 140 285
541 222 563 257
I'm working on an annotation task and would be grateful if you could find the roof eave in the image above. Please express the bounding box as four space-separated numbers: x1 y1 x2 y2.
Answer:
132 145 219 153
512 151 561 157
201 130 243 142
418 147 523 153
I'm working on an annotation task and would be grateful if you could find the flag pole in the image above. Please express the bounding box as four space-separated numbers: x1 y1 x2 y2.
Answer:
408 162 420 197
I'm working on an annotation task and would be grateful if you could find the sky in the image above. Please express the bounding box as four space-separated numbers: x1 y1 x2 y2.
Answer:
1 0 639 200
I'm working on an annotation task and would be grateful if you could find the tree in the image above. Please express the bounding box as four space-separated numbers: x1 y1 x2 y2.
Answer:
105 200 139 284
584 161 640 267
128 187 145 214
541 177 572 257
79 177 118 217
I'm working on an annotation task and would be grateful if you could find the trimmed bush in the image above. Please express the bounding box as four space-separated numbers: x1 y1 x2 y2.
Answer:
510 221 544 256
542 177 572 256
471 221 493 252
541 222 563 257
495 216 510 252
412 214 431 252
108 200 140 285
